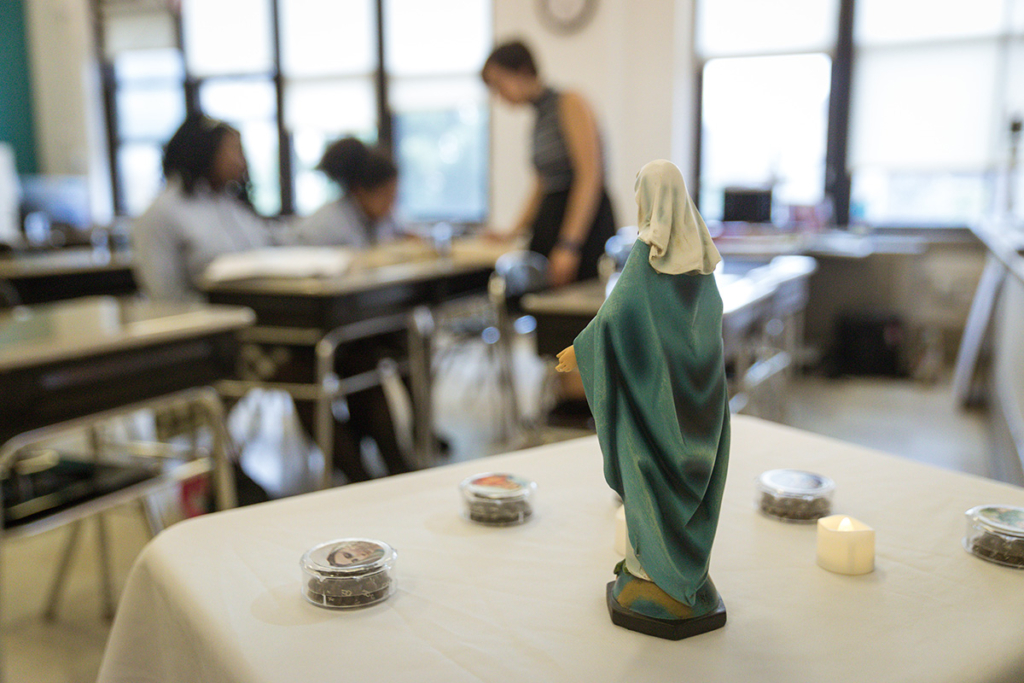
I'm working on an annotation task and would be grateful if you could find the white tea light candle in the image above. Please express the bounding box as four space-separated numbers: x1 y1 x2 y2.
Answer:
816 515 875 575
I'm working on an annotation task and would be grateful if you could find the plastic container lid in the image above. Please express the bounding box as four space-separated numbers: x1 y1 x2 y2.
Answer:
964 505 1024 569
459 472 536 526
758 469 836 497
757 469 835 523
966 505 1024 537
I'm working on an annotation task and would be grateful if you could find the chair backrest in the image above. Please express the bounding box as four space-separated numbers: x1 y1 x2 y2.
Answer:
604 226 639 271
493 251 549 299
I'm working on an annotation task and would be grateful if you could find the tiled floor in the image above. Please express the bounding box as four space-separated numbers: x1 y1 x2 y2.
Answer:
1 505 150 683
783 374 989 478
0 371 993 682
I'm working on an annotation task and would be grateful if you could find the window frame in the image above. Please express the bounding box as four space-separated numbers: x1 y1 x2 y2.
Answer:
93 0 488 221
695 0 1023 229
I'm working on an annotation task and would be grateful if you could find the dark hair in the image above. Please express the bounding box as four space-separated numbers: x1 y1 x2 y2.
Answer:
482 40 539 81
162 113 252 206
163 114 232 191
317 137 397 193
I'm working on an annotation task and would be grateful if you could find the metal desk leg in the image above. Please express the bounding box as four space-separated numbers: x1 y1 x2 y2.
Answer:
408 306 436 471
42 521 83 622
192 390 237 511
0 387 237 682
315 313 411 489
91 426 116 620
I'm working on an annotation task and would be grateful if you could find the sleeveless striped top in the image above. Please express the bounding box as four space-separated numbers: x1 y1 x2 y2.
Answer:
532 87 575 193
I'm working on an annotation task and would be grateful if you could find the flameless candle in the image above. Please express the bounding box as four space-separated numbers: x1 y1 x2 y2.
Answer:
816 515 875 575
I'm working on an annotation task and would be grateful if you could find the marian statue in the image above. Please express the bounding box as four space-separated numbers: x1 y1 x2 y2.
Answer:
557 159 730 639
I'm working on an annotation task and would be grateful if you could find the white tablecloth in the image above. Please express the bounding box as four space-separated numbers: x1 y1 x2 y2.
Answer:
98 416 1024 683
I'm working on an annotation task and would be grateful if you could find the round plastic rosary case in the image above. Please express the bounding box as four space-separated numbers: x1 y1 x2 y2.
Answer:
964 505 1024 568
460 472 536 526
301 538 397 608
756 469 835 523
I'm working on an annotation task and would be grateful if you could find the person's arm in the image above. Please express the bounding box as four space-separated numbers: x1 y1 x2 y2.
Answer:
486 175 543 242
513 175 544 237
293 200 362 248
551 90 604 285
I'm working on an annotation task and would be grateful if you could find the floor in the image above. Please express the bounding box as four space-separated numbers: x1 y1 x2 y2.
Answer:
783 373 990 478
0 369 992 682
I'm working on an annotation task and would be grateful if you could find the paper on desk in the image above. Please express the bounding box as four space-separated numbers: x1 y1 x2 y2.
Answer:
203 247 354 281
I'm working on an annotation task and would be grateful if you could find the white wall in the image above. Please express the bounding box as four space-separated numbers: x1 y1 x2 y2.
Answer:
490 0 697 229
23 0 113 223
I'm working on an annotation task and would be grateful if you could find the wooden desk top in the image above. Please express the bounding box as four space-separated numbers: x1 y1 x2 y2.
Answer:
520 270 780 319
970 220 1024 284
0 247 133 280
0 296 254 372
200 239 511 298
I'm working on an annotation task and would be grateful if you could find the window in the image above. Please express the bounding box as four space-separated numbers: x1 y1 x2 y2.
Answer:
700 54 832 221
849 0 1024 225
695 0 1024 227
111 49 186 216
98 0 491 223
385 0 490 222
695 0 839 223
280 0 379 215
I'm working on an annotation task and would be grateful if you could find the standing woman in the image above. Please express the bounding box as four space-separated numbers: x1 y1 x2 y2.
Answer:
482 40 615 286
296 137 402 248
132 113 280 301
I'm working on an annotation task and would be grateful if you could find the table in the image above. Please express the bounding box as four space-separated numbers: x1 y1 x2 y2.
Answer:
522 257 815 419
202 239 507 331
0 296 254 680
0 296 253 446
0 247 136 304
1 296 254 531
98 416 1024 683
202 239 511 483
522 270 778 357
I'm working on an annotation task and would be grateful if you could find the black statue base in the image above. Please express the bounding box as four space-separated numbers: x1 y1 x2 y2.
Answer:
606 582 727 640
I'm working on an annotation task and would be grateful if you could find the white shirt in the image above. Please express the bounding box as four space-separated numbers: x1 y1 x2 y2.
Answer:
131 180 282 301
295 195 400 248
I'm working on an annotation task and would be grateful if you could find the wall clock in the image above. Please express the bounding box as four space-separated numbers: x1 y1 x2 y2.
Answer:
537 0 598 34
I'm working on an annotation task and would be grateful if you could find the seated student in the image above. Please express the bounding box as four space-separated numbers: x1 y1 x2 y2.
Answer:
296 137 402 248
298 138 414 481
132 113 283 301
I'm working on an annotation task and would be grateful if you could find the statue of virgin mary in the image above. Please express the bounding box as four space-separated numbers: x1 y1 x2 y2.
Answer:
557 159 730 639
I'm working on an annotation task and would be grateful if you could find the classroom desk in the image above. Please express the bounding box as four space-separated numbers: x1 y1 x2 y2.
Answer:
0 297 254 666
201 239 511 483
97 415 1024 683
521 257 814 420
201 239 507 331
1 296 254 530
0 247 136 304
954 220 1024 484
521 270 777 358
0 296 253 446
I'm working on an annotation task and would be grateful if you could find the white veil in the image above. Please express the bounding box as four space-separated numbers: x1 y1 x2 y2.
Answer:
635 159 721 275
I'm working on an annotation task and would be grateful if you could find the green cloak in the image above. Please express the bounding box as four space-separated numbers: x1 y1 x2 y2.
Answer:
575 240 730 606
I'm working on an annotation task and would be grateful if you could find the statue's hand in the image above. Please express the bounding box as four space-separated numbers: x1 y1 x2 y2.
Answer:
556 345 577 373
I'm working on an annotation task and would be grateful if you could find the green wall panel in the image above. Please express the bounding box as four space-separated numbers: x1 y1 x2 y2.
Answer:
0 0 38 173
